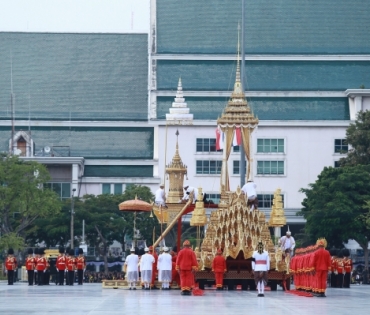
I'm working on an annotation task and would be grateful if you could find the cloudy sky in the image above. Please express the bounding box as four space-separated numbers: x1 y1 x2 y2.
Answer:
0 0 150 33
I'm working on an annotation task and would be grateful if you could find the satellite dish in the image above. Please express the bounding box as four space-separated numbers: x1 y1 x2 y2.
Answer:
44 146 51 154
14 148 22 156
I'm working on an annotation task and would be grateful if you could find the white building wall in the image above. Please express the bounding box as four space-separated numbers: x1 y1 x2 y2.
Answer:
157 124 347 210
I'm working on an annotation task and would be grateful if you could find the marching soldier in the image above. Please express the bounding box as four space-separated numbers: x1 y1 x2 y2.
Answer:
212 249 227 290
343 249 353 288
56 247 66 285
336 250 345 288
329 249 338 287
25 248 35 286
66 249 76 286
34 248 40 285
312 238 331 297
76 248 86 285
44 250 51 285
36 248 47 286
5 248 17 285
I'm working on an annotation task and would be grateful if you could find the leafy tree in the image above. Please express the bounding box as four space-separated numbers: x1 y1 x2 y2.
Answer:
340 110 370 166
0 232 24 253
0 155 61 246
299 165 370 271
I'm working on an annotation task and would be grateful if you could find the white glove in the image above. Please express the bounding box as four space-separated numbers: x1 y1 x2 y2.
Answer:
43 270 46 273
34 270 38 273
56 269 59 272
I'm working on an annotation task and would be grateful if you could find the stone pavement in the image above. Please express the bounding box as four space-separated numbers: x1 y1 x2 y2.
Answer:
1 282 369 315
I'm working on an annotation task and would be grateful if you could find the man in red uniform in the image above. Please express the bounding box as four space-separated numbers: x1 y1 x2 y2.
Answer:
149 246 159 289
343 249 353 288
170 249 181 289
212 249 226 290
25 248 35 286
5 248 17 285
336 250 344 288
36 248 47 286
176 240 198 295
76 248 86 285
56 247 66 285
66 249 76 286
312 238 331 297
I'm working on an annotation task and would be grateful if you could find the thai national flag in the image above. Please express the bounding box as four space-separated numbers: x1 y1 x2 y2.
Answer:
233 127 242 146
216 126 224 151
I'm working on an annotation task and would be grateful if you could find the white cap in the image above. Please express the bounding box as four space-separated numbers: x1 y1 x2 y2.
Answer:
159 183 164 187
286 231 291 235
163 247 169 252
144 247 149 252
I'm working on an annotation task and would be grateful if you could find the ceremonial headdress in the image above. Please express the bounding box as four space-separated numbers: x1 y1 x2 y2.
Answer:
144 247 149 252
163 247 169 252
40 248 45 255
34 248 39 255
27 248 34 255
286 226 291 236
159 183 164 188
78 248 83 255
316 238 327 248
8 248 14 255
59 247 65 254
342 249 350 257
183 240 191 246
69 249 74 256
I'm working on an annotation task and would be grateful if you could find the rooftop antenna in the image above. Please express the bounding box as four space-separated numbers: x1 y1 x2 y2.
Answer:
10 51 15 155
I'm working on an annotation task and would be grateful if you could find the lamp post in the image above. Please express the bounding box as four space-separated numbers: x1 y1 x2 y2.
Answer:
70 188 76 250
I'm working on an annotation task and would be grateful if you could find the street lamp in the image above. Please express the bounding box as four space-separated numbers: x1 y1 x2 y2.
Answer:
70 188 76 250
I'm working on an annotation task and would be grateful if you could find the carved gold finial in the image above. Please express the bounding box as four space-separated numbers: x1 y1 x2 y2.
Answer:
268 188 287 227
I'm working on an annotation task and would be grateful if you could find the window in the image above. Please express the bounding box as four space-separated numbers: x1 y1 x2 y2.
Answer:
257 194 284 209
233 146 240 152
196 160 222 174
196 138 217 152
44 182 71 199
114 184 122 195
257 161 284 175
233 160 247 175
257 139 284 153
207 193 221 204
102 184 111 194
334 161 340 168
334 139 348 153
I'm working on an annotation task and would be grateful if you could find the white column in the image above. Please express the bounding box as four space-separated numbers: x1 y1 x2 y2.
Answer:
72 163 79 193
349 96 363 120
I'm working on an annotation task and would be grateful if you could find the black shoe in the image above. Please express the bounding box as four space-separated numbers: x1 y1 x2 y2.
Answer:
260 294 264 297
133 287 136 290
181 291 186 295
257 293 262 297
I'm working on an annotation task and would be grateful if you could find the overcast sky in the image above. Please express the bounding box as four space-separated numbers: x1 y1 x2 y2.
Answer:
0 0 150 33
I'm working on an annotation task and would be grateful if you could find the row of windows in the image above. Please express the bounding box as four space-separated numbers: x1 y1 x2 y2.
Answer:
196 138 348 154
196 160 285 175
44 182 71 199
102 183 134 195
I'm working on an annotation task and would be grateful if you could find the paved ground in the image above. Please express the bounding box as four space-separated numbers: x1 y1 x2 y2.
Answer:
1 282 369 315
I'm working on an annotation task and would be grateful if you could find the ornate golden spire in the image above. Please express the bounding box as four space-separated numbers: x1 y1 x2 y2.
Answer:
165 130 187 203
217 27 258 127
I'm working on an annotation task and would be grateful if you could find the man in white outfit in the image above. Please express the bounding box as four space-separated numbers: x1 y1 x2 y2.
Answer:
181 186 198 203
140 247 155 290
241 180 258 210
279 230 296 256
155 184 167 207
252 242 270 297
124 248 139 290
157 247 172 290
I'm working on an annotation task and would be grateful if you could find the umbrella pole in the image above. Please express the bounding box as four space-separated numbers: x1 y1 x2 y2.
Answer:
133 212 136 247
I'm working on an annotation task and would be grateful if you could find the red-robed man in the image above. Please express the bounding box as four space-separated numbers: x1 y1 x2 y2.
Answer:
312 238 331 297
148 246 159 289
176 240 198 296
212 249 226 290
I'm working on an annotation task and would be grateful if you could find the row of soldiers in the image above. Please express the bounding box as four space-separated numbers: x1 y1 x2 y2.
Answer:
290 240 353 297
5 247 86 286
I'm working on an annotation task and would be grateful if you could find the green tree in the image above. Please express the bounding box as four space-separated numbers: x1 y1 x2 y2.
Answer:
340 110 370 166
0 155 61 246
299 165 370 271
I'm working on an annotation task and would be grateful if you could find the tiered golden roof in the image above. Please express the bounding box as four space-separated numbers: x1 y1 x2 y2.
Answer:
200 187 280 271
268 188 287 227
216 39 259 128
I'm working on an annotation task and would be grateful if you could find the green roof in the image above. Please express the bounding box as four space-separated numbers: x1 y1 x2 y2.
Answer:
157 0 370 54
0 126 154 159
157 60 370 91
0 33 148 121
157 97 349 120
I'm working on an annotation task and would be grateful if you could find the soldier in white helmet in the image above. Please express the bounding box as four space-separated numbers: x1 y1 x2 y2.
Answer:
158 247 172 290
139 247 155 290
